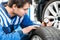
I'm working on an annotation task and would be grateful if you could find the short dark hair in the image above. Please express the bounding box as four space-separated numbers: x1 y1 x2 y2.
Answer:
8 0 32 8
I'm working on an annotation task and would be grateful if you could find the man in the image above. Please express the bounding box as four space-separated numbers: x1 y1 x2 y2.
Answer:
0 0 52 40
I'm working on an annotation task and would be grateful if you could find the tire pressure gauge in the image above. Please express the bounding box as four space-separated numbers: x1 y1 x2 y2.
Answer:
44 18 49 26
44 18 49 23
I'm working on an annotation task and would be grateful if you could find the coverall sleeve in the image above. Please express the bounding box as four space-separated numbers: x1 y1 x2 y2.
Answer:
0 16 25 40
20 14 41 28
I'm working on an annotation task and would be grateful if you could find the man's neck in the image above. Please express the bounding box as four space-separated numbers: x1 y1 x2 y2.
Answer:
5 6 15 17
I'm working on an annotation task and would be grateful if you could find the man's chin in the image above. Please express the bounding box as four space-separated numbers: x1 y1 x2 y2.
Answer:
22 14 25 16
19 15 24 17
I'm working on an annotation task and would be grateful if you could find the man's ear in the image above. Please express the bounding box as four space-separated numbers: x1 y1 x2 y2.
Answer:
12 4 17 10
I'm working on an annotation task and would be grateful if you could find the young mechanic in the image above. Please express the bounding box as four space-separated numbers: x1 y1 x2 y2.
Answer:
0 0 52 40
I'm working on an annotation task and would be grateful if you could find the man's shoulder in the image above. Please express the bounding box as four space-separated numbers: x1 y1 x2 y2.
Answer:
0 4 4 8
0 3 6 11
0 4 5 12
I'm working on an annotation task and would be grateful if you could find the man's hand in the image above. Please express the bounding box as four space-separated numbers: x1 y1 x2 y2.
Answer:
22 26 36 34
42 21 53 27
41 18 53 27
46 21 53 27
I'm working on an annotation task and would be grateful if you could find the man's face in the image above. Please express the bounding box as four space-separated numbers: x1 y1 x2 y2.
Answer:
14 3 30 17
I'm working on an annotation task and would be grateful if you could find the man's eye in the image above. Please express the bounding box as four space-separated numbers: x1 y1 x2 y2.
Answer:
24 8 28 10
24 9 27 10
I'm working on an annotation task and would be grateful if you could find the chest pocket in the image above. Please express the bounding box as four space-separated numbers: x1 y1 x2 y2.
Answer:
2 25 14 34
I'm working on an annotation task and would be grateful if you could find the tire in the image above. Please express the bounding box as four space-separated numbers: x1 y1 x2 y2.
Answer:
29 27 60 40
52 27 60 37
36 0 50 22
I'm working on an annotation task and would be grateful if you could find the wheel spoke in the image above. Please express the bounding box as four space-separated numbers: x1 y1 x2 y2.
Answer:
53 20 58 28
44 16 55 19
44 9 50 17
58 21 60 29
51 21 55 24
31 35 42 40
53 2 58 13
48 6 57 16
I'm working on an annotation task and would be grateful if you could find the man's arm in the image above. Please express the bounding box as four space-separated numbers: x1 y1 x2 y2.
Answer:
20 14 35 28
20 14 41 28
0 16 25 40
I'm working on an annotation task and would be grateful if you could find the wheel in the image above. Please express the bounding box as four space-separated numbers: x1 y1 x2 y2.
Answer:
29 27 60 40
31 35 42 40
37 0 60 29
42 0 60 29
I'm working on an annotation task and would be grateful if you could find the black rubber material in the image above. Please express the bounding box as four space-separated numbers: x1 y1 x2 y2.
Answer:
30 27 60 40
36 0 50 22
